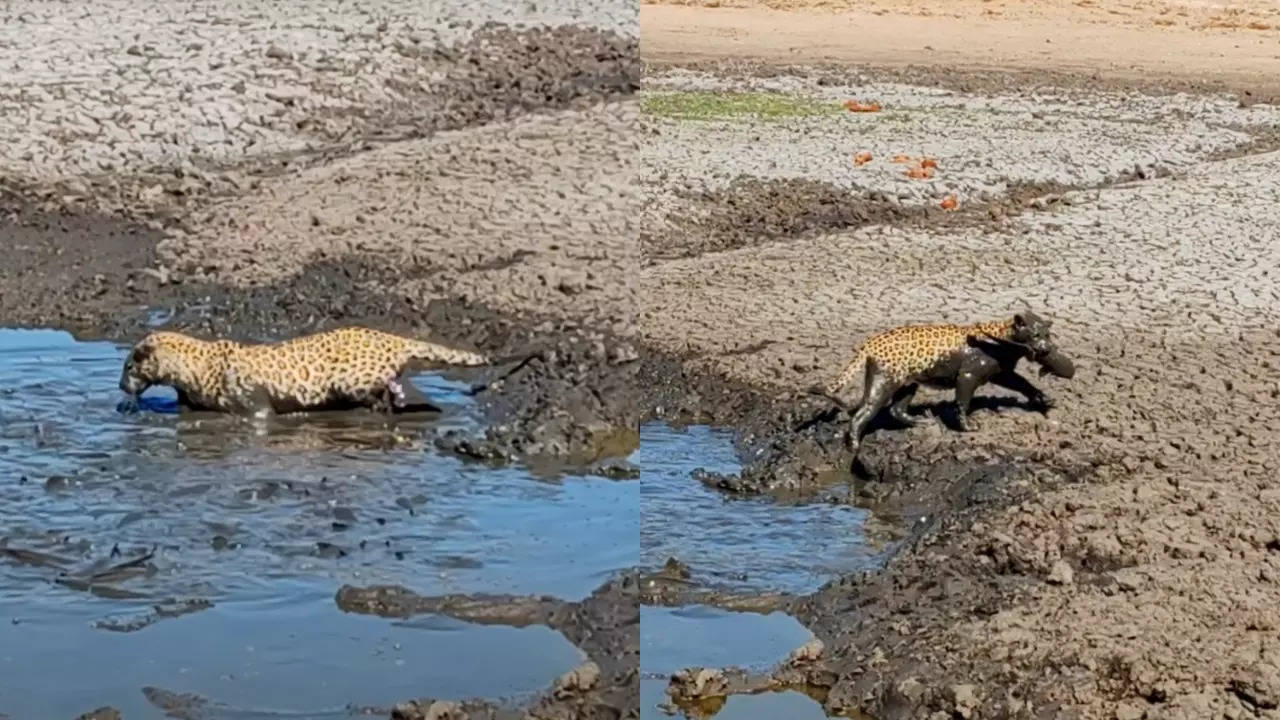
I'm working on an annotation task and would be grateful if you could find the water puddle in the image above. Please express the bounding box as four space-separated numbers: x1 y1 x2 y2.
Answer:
639 605 824 720
638 422 884 595
641 604 813 673
637 423 893 719
0 328 633 715
2 597 581 719
640 683 833 720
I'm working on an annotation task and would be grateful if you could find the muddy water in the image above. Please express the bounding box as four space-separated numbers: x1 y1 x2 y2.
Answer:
0 329 635 718
638 424 887 719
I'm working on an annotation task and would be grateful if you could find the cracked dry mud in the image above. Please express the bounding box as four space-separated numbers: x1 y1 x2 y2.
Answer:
639 66 1280 719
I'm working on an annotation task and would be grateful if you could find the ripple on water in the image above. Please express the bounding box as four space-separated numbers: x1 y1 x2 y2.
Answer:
0 328 633 714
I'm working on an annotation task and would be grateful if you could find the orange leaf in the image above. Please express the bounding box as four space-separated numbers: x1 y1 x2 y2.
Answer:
905 166 935 180
940 195 958 210
920 157 939 169
891 154 914 164
853 151 873 166
844 100 883 113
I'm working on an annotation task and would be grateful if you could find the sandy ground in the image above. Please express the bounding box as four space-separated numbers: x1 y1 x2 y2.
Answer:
640 2 1280 100
637 2 1280 718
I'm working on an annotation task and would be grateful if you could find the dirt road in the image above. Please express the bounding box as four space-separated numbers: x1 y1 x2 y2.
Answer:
638 2 1280 719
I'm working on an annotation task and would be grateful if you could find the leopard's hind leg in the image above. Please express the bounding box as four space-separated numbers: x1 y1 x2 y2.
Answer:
887 383 923 427
845 360 899 457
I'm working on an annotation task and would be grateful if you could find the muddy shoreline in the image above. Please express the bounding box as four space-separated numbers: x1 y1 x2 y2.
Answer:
1 199 646 719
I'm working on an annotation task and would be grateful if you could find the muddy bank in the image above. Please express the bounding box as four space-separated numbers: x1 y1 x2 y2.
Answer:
644 174 1155 262
337 571 639 720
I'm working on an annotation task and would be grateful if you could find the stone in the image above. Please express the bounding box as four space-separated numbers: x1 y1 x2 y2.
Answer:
1048 560 1075 585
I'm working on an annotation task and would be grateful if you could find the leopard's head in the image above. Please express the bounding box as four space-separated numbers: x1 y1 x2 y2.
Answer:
119 332 213 397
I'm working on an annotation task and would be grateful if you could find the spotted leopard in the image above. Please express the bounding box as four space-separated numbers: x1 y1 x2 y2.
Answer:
119 326 520 415
812 311 1072 458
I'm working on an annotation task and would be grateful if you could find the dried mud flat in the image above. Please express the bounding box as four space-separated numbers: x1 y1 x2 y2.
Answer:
638 57 1280 720
0 2 641 719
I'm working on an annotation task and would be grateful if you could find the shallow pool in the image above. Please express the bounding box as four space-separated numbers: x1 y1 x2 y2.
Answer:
0 328 633 717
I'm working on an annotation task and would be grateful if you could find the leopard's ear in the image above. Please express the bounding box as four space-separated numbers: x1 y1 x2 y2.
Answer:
1013 313 1027 328
129 344 151 362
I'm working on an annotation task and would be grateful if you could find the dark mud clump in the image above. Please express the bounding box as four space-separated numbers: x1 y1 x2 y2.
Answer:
642 173 1179 263
645 177 920 260
338 571 640 720
423 302 644 468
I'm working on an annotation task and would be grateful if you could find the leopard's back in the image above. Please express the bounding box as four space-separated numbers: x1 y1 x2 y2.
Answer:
827 321 992 396
227 327 415 410
862 323 975 381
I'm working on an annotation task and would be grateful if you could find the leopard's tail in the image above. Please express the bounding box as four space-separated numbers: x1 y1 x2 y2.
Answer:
404 339 490 367
806 347 869 411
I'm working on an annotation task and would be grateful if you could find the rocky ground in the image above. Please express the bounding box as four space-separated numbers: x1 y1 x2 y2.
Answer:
636 12 1280 720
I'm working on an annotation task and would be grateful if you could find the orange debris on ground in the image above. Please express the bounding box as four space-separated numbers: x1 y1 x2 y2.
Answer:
905 166 935 179
844 100 883 113
940 195 958 210
853 151 873 165
920 157 939 169
890 154 914 164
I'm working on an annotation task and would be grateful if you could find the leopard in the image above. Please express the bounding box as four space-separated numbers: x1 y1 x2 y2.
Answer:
118 326 535 416
809 311 1074 459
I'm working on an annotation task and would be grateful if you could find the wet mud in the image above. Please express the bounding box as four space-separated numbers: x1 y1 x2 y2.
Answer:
642 171 1172 264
